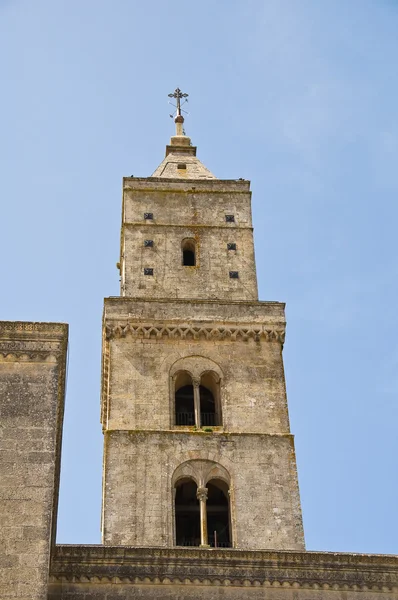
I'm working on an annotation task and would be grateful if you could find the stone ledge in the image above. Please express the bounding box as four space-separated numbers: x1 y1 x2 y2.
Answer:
105 297 284 308
123 178 251 192
50 546 398 591
103 297 285 324
0 321 68 359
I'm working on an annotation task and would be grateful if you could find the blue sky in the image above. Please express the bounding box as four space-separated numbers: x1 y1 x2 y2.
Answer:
1 0 397 553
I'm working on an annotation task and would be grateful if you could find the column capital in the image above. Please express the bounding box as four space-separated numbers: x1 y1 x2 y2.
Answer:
196 486 208 502
192 376 201 388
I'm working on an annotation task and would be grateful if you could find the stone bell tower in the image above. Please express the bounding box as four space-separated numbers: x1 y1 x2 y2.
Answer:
100 89 305 550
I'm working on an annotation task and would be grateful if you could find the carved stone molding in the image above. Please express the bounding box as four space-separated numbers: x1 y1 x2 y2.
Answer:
0 321 68 360
0 321 65 335
105 322 285 344
50 546 398 593
0 351 58 361
0 341 64 360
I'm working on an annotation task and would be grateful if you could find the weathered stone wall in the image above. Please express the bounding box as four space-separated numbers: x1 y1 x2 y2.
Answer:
121 178 258 301
102 431 303 550
102 168 304 552
0 322 68 600
101 298 287 434
48 546 398 600
101 297 303 550
106 335 288 432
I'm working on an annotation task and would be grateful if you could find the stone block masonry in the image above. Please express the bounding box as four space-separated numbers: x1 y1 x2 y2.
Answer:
48 545 398 600
0 322 68 600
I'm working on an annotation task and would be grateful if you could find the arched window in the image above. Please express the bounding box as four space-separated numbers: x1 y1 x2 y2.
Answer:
207 479 231 548
173 470 232 548
200 371 221 427
175 478 200 547
174 371 195 426
170 359 223 428
182 239 196 266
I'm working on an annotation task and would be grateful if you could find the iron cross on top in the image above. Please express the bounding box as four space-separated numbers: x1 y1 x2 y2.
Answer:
168 87 188 116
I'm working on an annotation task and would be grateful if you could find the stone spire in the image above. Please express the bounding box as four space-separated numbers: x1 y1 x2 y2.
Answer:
151 87 216 179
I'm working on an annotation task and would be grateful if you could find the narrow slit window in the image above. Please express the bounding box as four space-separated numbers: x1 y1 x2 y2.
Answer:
181 239 196 266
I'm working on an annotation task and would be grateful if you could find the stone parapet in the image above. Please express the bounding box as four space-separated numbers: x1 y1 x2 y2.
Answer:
49 545 398 596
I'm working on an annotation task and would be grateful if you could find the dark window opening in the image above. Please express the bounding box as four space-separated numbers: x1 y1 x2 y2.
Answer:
229 271 239 279
227 243 237 251
181 239 196 266
183 249 195 266
144 239 154 247
175 384 195 426
175 479 200 547
144 268 153 276
144 212 153 220
225 214 235 222
207 480 231 548
199 385 217 426
177 163 187 170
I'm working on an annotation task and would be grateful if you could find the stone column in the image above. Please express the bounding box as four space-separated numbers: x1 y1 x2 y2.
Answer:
196 486 210 548
193 377 201 428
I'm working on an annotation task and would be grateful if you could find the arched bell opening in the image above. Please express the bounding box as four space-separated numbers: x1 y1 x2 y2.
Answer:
182 238 196 266
174 371 195 426
200 371 221 427
206 479 231 548
175 478 200 547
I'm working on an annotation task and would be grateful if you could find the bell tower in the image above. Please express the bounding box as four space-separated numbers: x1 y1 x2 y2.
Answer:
100 90 305 550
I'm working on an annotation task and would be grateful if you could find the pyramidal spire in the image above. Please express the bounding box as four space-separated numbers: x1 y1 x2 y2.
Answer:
151 87 216 179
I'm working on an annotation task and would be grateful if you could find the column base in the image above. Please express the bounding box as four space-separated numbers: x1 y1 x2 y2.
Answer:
199 544 211 549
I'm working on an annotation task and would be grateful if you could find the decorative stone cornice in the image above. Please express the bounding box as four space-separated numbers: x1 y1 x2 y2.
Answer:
0 321 66 334
0 321 68 360
105 321 285 344
50 546 398 592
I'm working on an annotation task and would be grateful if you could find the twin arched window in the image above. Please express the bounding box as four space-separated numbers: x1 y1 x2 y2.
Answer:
174 370 221 427
175 477 231 548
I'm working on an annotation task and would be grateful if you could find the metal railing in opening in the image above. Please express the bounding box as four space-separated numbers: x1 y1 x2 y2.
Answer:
175 412 219 426
175 412 195 426
200 412 217 426
208 534 231 548
178 538 200 547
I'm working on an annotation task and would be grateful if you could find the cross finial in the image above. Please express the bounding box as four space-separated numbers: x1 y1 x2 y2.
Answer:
168 87 189 136
168 87 188 117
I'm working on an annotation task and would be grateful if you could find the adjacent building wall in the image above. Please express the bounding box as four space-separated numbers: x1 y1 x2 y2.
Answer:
0 322 68 600
48 546 398 600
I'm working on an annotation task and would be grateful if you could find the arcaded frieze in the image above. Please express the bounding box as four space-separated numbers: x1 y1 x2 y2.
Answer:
50 546 398 592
